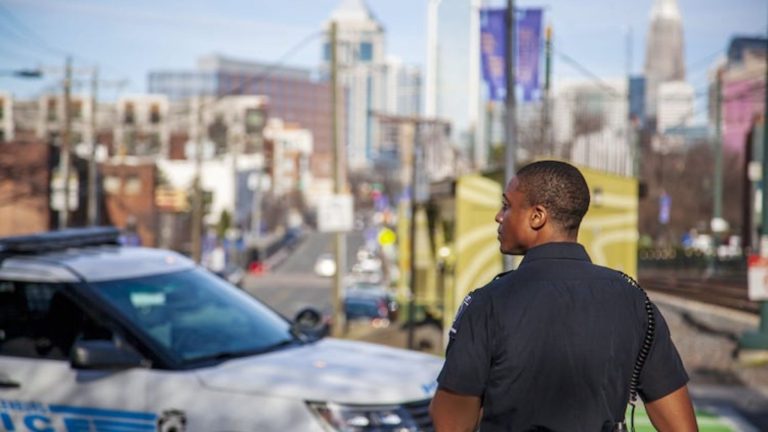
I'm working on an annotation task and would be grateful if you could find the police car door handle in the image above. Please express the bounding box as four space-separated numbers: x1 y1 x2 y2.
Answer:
0 375 20 388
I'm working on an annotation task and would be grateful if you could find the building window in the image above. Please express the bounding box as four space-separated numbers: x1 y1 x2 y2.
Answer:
124 130 136 154
104 176 121 194
209 115 228 155
323 42 331 61
47 98 57 122
71 100 82 120
149 104 161 124
124 176 142 195
147 133 161 154
359 42 373 62
245 108 265 135
71 132 83 145
124 102 135 125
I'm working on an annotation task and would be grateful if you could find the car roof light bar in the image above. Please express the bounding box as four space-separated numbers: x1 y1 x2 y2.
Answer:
0 226 121 254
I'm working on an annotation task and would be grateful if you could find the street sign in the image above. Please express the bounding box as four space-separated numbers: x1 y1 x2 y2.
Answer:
378 227 396 246
748 254 768 301
155 187 189 212
317 194 354 232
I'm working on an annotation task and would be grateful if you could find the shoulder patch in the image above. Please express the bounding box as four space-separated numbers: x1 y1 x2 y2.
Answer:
449 293 473 337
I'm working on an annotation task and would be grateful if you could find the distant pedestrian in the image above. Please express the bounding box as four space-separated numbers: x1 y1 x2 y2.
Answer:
429 160 696 431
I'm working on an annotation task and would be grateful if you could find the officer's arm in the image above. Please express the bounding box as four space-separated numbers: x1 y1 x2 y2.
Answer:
429 387 481 432
644 385 698 431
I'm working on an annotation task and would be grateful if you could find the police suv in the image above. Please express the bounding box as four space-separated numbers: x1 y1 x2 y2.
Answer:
0 227 441 431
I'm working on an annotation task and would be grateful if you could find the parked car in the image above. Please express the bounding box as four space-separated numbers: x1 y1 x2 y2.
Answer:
0 227 441 431
344 284 399 326
344 295 391 328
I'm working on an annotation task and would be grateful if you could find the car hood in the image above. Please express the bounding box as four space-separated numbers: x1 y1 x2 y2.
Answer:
196 338 443 404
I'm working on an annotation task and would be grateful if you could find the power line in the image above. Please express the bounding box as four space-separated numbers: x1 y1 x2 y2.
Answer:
551 43 625 98
686 47 725 75
209 30 322 103
0 3 129 85
0 2 71 58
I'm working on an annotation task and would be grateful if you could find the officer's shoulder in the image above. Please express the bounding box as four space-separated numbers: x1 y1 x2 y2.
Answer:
592 265 644 290
477 269 517 296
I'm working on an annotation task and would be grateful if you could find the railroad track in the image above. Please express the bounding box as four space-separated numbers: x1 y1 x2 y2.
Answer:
638 271 758 315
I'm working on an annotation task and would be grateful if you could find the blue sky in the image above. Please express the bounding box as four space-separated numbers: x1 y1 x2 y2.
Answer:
0 0 765 103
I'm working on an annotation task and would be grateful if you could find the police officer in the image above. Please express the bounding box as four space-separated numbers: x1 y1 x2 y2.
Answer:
429 160 696 431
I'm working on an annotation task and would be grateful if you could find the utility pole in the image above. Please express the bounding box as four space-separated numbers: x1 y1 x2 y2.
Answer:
425 0 443 118
58 56 73 229
542 24 552 156
191 96 205 263
407 120 425 350
330 21 347 337
713 68 724 241
504 0 517 184
740 23 768 350
504 0 517 270
469 0 483 169
87 67 99 226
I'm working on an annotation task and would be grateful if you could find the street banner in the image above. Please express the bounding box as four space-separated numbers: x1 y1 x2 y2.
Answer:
480 8 506 101
480 7 543 102
517 8 543 102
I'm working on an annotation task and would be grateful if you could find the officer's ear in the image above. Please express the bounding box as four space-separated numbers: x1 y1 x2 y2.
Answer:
529 204 547 231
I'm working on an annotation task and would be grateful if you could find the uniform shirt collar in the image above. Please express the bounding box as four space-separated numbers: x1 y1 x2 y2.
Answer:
518 242 591 267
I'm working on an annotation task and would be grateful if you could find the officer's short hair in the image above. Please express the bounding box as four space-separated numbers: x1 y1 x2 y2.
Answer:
516 160 590 233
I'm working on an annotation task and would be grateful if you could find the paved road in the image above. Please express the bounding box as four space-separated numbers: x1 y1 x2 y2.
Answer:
274 231 364 275
243 230 365 319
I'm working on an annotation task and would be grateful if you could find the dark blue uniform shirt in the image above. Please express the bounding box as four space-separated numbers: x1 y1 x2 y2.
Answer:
437 242 688 432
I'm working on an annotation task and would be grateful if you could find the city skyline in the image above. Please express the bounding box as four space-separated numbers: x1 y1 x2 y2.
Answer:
0 0 765 106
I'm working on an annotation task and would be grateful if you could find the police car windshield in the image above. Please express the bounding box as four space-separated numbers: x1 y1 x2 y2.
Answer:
90 268 296 366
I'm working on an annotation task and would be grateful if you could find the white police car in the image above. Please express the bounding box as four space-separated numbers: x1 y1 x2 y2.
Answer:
0 227 441 431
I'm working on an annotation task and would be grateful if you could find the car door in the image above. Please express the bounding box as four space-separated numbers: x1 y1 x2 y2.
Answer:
0 279 156 430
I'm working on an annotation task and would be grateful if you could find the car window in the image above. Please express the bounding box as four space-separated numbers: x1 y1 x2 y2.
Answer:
345 300 380 316
90 268 296 365
0 281 112 360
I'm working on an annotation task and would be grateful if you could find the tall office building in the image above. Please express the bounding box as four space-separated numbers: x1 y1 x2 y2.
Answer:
323 0 386 172
644 0 686 119
384 57 422 118
656 81 694 132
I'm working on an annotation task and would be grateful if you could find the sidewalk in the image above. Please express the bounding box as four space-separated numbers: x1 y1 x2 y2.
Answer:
650 292 768 429
344 320 444 356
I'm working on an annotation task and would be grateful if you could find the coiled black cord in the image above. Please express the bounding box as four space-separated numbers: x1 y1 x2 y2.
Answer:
620 272 656 432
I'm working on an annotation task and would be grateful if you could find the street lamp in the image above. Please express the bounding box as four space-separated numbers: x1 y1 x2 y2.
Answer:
0 69 43 78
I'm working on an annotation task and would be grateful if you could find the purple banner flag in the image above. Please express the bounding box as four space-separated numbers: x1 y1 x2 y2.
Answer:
480 7 543 102
480 8 507 101
517 8 543 102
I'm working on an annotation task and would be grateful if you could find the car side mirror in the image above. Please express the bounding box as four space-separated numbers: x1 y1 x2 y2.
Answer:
70 339 146 370
293 307 330 340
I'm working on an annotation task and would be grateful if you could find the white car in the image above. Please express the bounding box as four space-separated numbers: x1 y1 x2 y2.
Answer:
0 228 442 431
314 252 337 277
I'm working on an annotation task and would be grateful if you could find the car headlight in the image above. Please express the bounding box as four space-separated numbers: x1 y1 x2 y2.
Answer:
306 401 420 432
